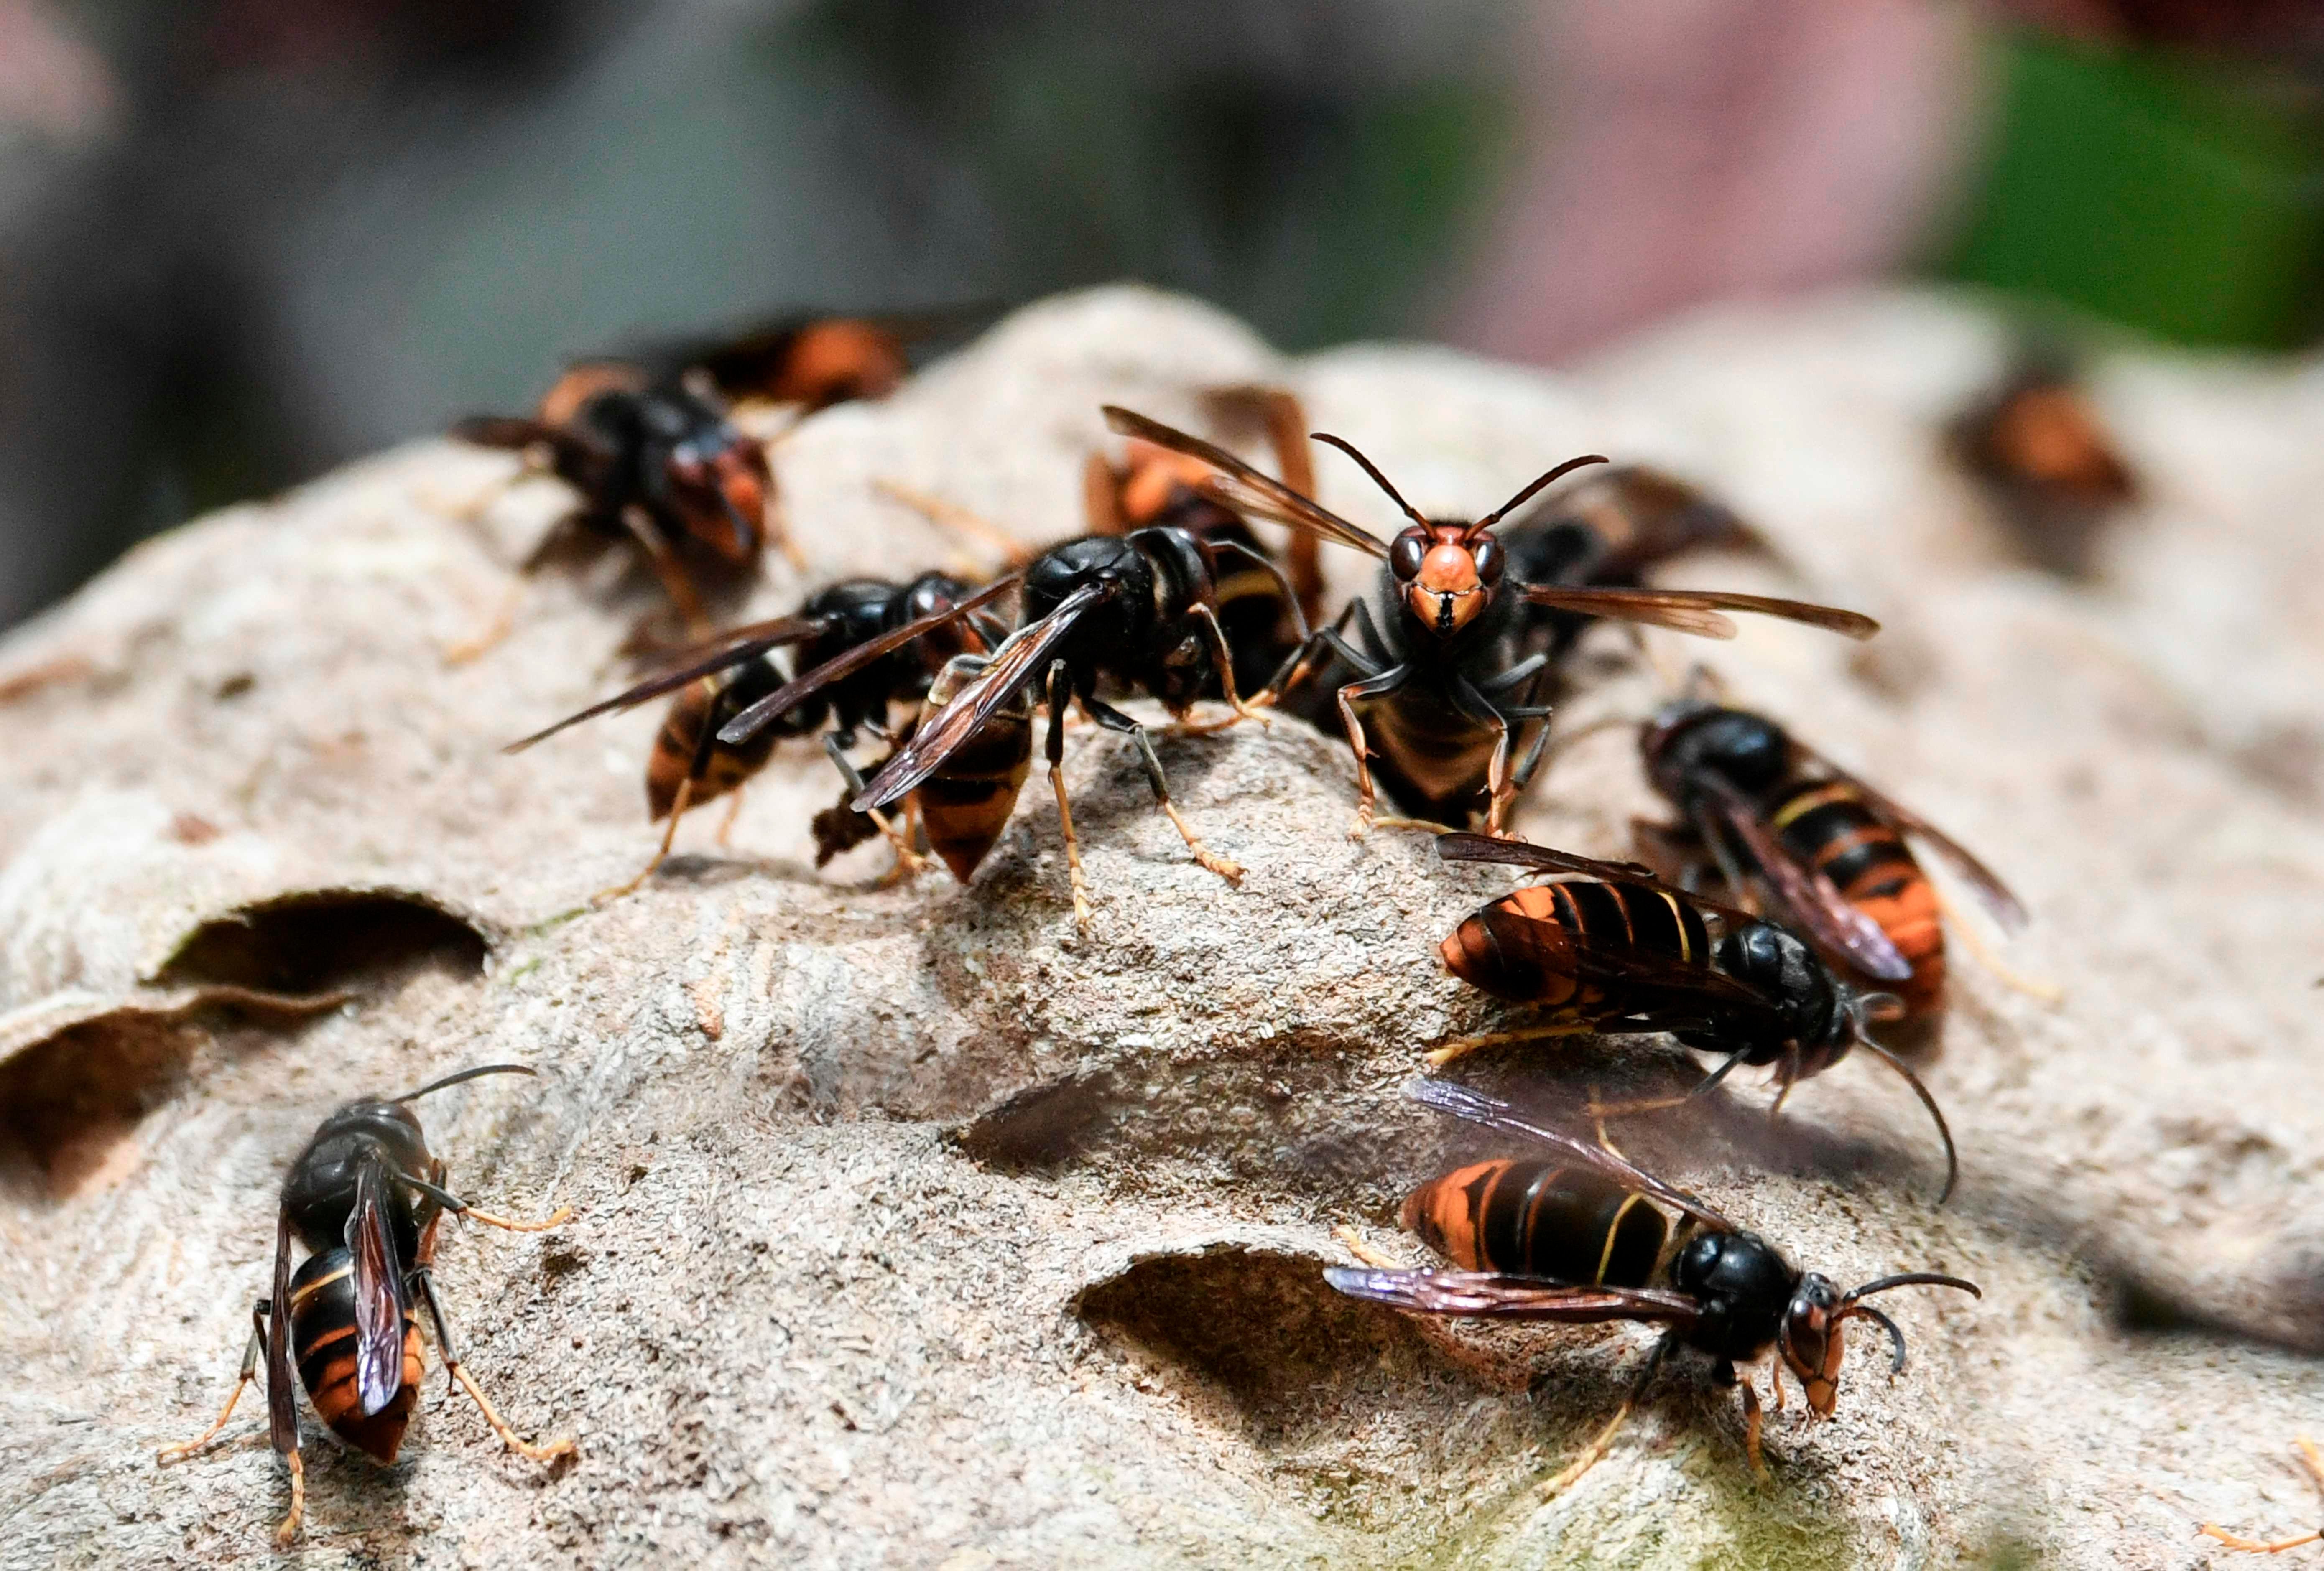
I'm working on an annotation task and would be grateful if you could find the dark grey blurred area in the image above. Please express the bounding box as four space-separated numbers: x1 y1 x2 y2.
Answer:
0 0 1510 628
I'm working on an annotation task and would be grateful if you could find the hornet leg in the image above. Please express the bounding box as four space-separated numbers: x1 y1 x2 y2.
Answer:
1046 665 1093 929
594 775 693 905
823 733 926 878
1738 1373 1769 1480
619 505 711 637
1541 1331 1676 1499
1934 881 2063 1003
2200 1437 2324 1554
1336 665 1412 838
1166 598 1273 734
1083 696 1243 886
411 1268 574 1463
154 1302 270 1465
398 1174 573 1234
1425 1018 1595 1067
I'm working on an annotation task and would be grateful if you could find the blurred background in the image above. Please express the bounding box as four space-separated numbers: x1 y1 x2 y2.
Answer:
0 0 2318 627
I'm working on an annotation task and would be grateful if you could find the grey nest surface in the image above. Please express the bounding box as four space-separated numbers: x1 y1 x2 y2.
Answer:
2 285 2323 1568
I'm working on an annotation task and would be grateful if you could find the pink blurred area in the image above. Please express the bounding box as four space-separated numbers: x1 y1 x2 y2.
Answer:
1445 0 2323 363
0 0 117 139
1449 0 1981 362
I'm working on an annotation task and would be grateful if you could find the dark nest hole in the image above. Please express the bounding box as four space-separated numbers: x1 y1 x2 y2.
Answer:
1074 1245 1422 1449
951 1072 1120 1171
157 892 489 995
0 1012 202 1198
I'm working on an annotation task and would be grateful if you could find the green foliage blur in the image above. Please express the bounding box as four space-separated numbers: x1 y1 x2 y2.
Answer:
1948 31 2324 349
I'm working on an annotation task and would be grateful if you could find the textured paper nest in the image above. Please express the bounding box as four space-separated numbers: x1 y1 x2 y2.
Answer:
1 285 2321 1568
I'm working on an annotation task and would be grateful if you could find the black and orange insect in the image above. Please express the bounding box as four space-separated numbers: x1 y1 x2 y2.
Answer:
504 571 1013 895
1949 358 2138 576
881 383 1323 710
1330 1078 1979 1482
453 361 785 636
1085 384 1324 690
154 1065 570 1544
718 500 1300 926
1499 464 1771 658
672 306 989 414
1103 407 1878 834
1637 691 2026 1021
1430 833 1959 1201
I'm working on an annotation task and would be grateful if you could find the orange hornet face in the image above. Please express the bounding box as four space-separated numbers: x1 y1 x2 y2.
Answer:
1389 525 1504 637
1779 1274 1848 1417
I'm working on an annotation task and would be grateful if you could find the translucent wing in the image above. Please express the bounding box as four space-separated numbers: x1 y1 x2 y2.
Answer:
347 1156 410 1419
1405 1078 1740 1232
852 581 1111 810
1324 1267 1703 1323
1102 406 1389 560
502 616 833 754
716 573 1023 747
1435 833 1763 929
265 1209 299 1456
1437 832 1666 889
1519 584 1880 641
1791 744 2028 929
1692 782 1913 982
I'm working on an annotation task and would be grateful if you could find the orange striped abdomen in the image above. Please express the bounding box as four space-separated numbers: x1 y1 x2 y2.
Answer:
1440 877 1709 1011
646 679 782 822
1773 782 1945 1016
1401 1159 1666 1286
1440 884 1585 1007
914 654 1036 883
288 1248 425 1464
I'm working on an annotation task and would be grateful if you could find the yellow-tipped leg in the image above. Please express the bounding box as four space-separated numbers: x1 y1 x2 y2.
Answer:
1332 1224 1402 1270
1371 815 1462 834
459 1205 574 1233
1194 603 1271 732
1541 1398 1636 1499
1159 801 1243 886
2201 1437 2324 1553
2200 1526 2324 1555
869 802 928 882
1164 705 1251 737
594 780 692 905
714 787 747 847
1334 693 1380 841
452 1364 574 1464
154 1375 254 1465
1936 883 2063 1003
1740 1377 1768 1480
1426 1021 1595 1068
1585 1090 1701 1120
274 1451 305 1547
1050 766 1093 929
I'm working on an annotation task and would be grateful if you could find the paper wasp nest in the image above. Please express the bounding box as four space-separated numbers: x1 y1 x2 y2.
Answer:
2 287 2321 1567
